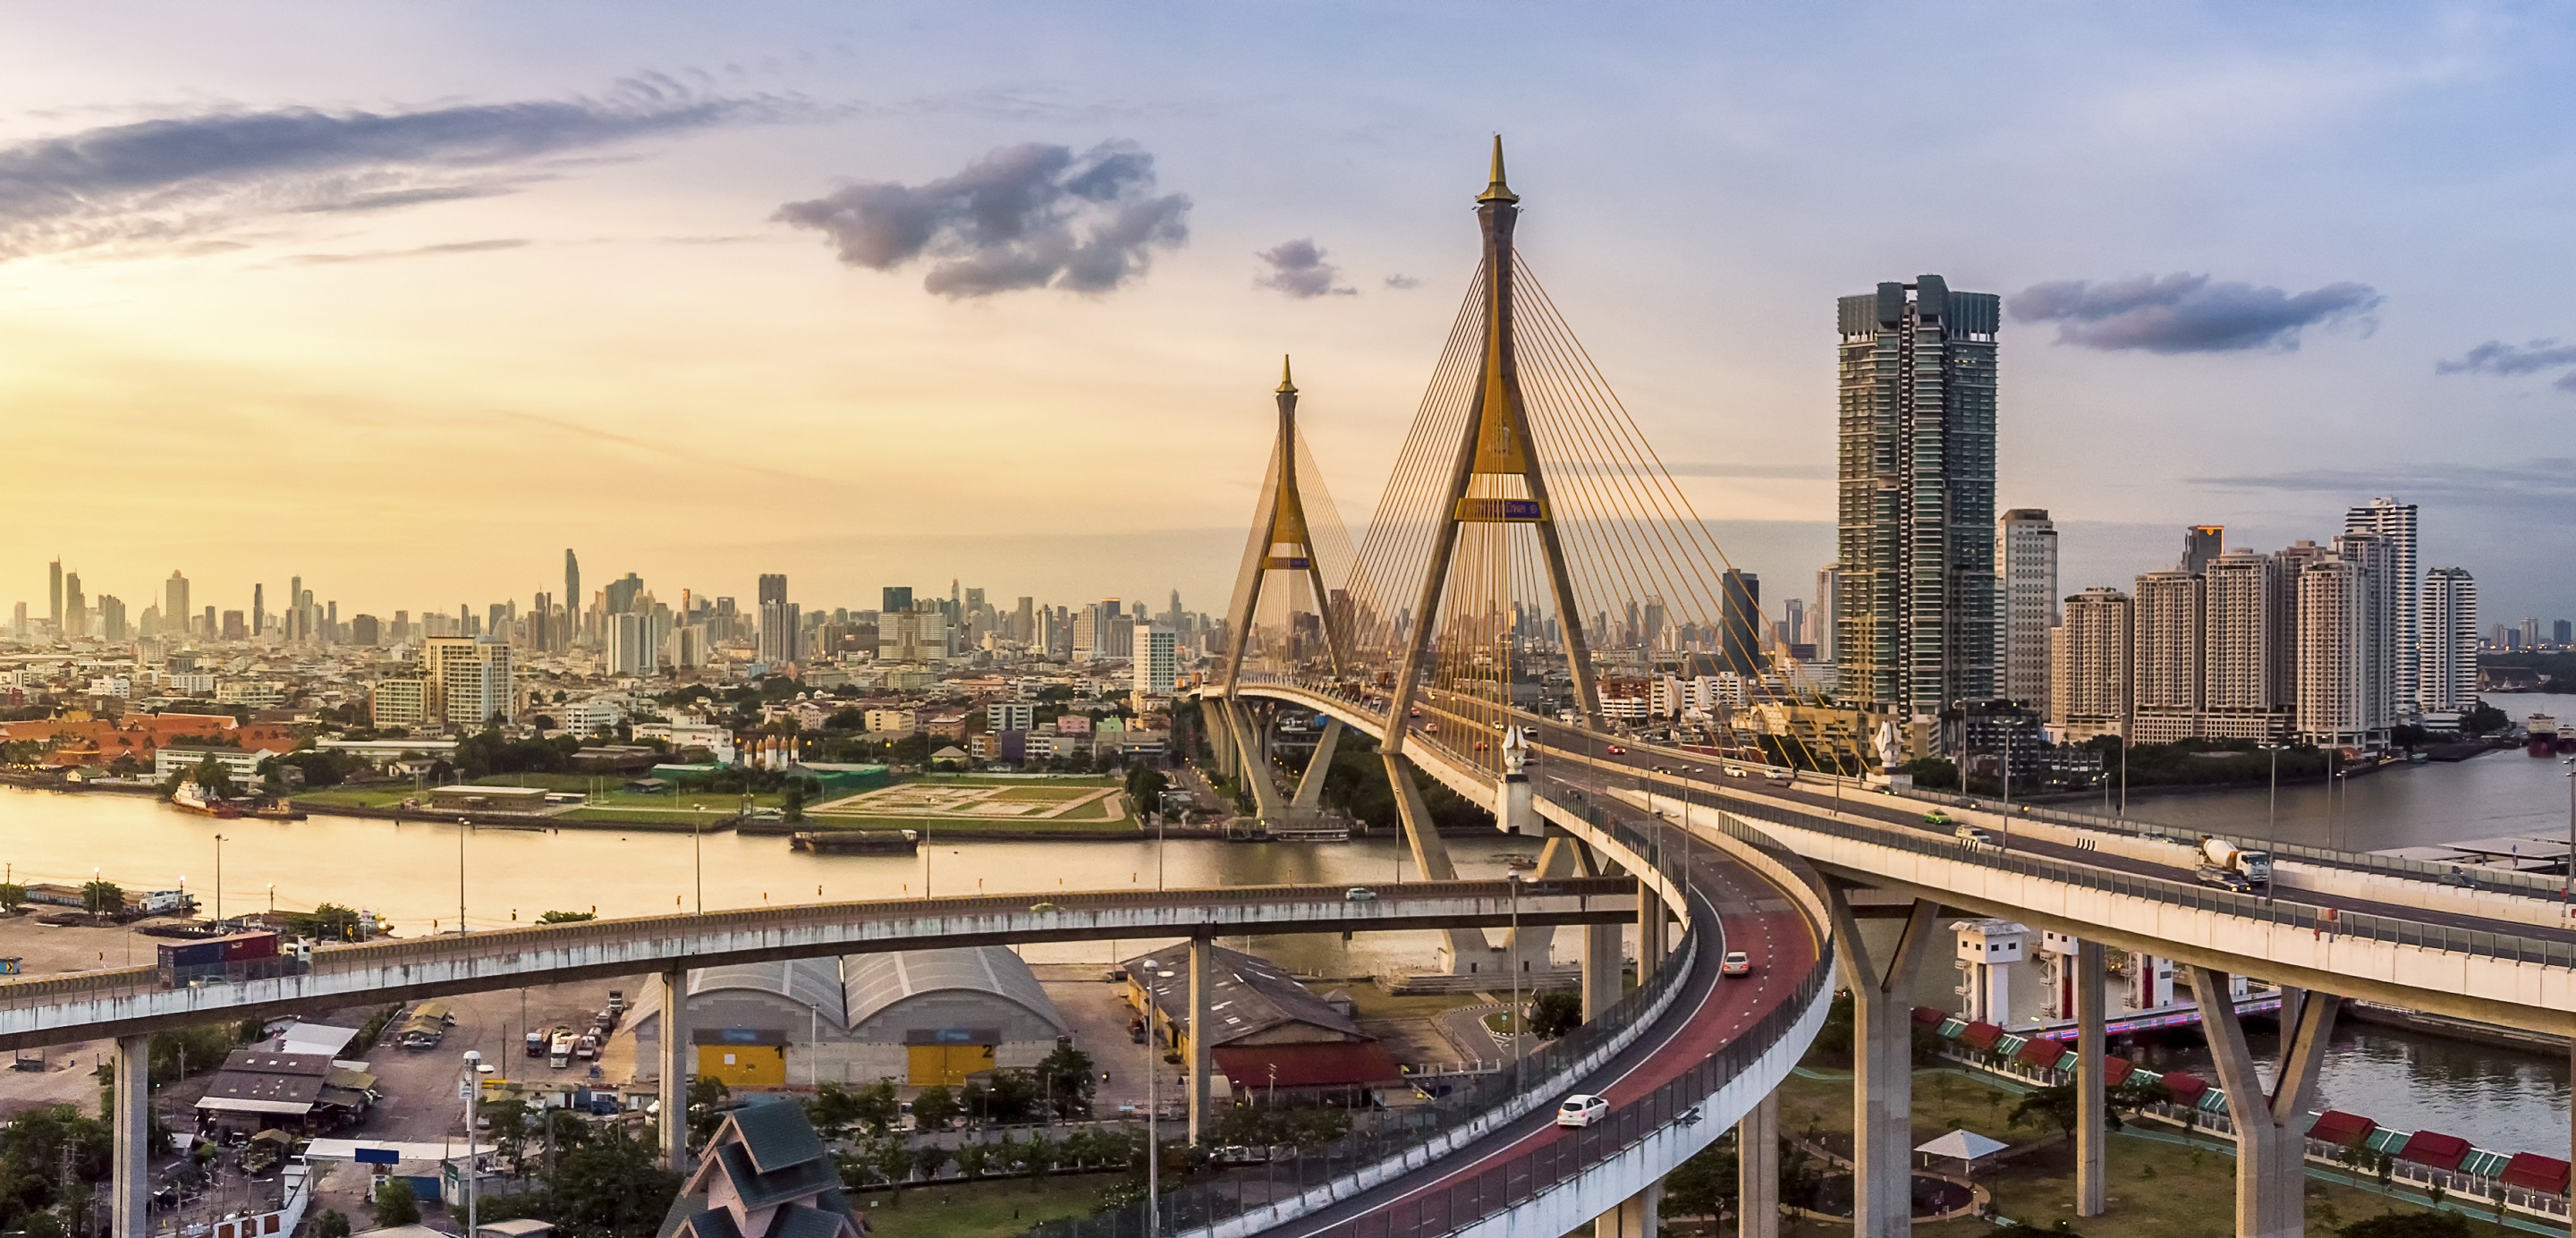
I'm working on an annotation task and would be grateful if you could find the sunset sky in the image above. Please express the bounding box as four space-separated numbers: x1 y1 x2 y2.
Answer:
4 4 2572 622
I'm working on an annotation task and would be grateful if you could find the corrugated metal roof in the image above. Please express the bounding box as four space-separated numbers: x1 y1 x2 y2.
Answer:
841 945 1062 1035
688 959 852 1030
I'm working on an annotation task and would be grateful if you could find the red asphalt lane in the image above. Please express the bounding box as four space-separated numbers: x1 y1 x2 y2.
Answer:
1281 831 1823 1235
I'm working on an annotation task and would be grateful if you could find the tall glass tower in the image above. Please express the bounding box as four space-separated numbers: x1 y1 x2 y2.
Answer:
1835 276 2001 736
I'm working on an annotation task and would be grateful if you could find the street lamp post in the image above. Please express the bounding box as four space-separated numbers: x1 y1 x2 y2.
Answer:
462 1050 482 1238
456 818 470 937
211 836 225 923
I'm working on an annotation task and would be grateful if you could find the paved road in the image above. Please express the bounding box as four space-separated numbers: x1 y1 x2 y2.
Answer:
1264 787 1823 1236
1531 721 2576 950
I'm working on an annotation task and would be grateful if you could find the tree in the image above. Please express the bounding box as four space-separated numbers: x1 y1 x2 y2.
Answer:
286 903 365 940
685 1076 732 1147
0 884 23 913
781 781 808 823
1526 990 1582 1039
849 1079 900 1136
804 1082 865 1140
543 1124 683 1238
911 1085 961 1131
81 879 123 919
1660 1137 1739 1225
313 1210 352 1238
372 1179 422 1226
2009 1082 2083 1141
2337 1210 2470 1238
1036 1045 1097 1119
190 752 239 799
2106 1076 2170 1129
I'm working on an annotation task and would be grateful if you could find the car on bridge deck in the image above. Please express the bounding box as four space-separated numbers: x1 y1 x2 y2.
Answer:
1721 765 1748 778
1606 745 1627 755
1952 823 1996 845
1922 809 1953 826
1556 1094 1608 1127
2197 868 2255 894
1720 950 1753 977
1344 887 1377 902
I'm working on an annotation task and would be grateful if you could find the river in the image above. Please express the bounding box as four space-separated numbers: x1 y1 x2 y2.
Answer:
3 704 2570 1156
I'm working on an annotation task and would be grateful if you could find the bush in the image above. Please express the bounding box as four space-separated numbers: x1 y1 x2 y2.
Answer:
372 1179 420 1226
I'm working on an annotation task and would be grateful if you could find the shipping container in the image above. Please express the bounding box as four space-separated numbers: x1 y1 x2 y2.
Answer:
157 940 226 971
219 932 281 962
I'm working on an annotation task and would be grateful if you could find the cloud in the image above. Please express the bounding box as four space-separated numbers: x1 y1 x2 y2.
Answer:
2436 338 2576 389
1251 237 1353 298
0 77 775 261
773 140 1190 297
1383 273 1420 291
280 238 531 265
2007 273 2381 352
2191 460 2576 520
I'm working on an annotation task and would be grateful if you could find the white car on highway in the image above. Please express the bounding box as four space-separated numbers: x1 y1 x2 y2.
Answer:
1556 1094 1609 1128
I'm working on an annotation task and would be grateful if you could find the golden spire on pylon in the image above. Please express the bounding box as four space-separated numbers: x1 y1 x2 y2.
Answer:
1477 134 1518 205
1276 353 1297 394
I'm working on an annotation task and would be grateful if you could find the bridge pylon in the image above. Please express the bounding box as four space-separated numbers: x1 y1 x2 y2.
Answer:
1378 137 1602 755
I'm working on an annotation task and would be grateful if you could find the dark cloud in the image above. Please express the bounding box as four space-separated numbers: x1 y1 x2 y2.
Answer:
1383 273 1420 291
0 77 775 260
2436 338 2576 390
2192 460 2576 520
2008 273 2381 352
773 140 1190 298
1253 237 1353 298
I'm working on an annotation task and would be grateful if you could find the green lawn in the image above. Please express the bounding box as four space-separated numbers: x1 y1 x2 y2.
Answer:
1754 1068 2524 1238
807 773 1133 835
855 1174 1118 1238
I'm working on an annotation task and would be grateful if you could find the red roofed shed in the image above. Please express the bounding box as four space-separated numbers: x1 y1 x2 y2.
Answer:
1960 1022 2004 1052
2398 1130 2472 1172
2156 1072 2207 1105
2501 1152 2572 1194
2013 1039 2066 1070
1213 1042 1403 1100
2099 1056 2134 1086
2308 1111 2376 1147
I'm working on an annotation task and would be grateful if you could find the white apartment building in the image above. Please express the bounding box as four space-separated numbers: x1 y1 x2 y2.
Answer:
606 613 657 678
2419 567 2479 715
2201 549 2291 741
987 701 1036 733
2050 588 2131 742
424 636 516 729
2343 497 2419 716
1995 510 2058 716
2296 561 2377 748
2328 531 2396 737
2131 571 2203 743
369 675 429 728
1132 627 1179 699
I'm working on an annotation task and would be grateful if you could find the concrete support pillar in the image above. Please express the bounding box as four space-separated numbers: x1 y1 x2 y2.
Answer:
1187 932 1214 1143
1208 698 1238 781
1382 752 1488 968
1827 889 1940 1238
2075 939 2107 1217
657 965 690 1170
1289 717 1343 810
1504 834 1579 972
111 1033 148 1238
1634 884 1666 979
1591 1180 1662 1238
2192 969 2338 1238
1737 1090 1780 1238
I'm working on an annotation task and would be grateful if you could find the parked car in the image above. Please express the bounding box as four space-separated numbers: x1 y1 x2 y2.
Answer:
1556 1094 1609 1128
1720 950 1753 977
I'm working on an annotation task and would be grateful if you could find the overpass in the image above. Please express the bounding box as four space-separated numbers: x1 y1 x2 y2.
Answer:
1172 140 2576 1238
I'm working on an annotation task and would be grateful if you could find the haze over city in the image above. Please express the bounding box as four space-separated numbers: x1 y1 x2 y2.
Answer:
3 5 2572 619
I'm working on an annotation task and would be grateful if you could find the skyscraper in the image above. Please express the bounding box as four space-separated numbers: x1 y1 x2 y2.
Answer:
47 559 61 633
2330 530 2396 738
1718 572 1760 679
757 574 799 665
425 636 517 728
2182 525 2224 575
1813 564 1842 665
165 572 190 635
2419 568 2479 715
2343 497 2419 715
2202 548 2290 739
252 582 265 637
605 572 644 617
1996 509 2058 714
564 549 581 649
1132 626 1179 700
882 586 913 615
1835 276 2001 734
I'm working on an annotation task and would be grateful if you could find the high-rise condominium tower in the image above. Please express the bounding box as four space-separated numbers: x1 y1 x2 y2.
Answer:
1996 510 2057 715
2201 548 2290 739
2131 571 2205 742
1813 564 1842 665
2297 560 2377 748
47 559 61 632
2182 525 2224 575
758 573 799 665
564 549 581 648
2343 497 2418 715
165 572 190 636
2051 587 2131 742
2419 567 2479 714
1835 276 2000 731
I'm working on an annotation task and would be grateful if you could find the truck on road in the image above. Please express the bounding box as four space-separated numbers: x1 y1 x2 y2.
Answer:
2199 836 2274 890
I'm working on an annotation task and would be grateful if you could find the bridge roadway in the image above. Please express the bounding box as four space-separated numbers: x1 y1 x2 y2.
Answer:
1229 676 2576 1238
1273 822 1819 1238
0 879 1639 1051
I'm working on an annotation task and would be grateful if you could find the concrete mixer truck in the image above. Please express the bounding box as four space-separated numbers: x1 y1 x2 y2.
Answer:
2197 835 2274 891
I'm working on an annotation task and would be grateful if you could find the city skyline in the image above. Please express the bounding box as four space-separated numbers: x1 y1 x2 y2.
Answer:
2 7 2574 622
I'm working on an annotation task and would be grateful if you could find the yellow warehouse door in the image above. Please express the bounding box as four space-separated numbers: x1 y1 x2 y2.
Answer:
698 1043 786 1089
905 1043 995 1087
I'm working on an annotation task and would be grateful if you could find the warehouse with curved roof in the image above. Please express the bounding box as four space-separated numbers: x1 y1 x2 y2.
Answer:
626 946 1066 1089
